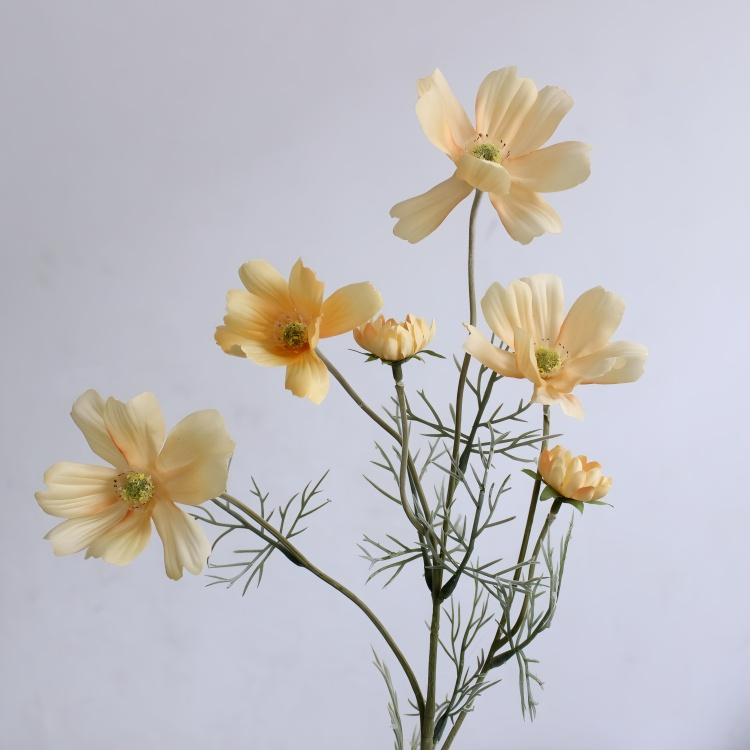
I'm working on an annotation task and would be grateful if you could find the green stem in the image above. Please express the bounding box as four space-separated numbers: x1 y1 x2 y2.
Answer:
316 347 434 535
489 405 550 652
219 492 426 718
422 597 441 750
444 190 483 531
209 498 303 567
467 189 482 328
441 406 554 748
514 406 551 580
486 498 563 670
392 362 423 534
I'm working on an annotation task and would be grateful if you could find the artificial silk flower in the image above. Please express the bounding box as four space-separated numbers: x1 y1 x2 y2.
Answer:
464 274 647 419
36 390 235 580
538 445 612 502
215 258 383 404
390 67 591 245
353 314 436 363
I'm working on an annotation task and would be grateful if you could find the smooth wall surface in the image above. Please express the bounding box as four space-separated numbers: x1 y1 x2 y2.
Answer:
3 2 749 748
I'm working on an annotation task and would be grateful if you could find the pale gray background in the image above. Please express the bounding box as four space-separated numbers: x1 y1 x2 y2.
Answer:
3 1 748 749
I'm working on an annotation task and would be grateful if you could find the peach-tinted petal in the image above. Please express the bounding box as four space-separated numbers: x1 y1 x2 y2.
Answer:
71 390 128 471
475 68 537 147
288 259 324 319
103 393 165 471
391 174 473 243
505 142 592 193
236 340 299 367
580 342 648 385
551 353 617 393
508 86 574 157
355 315 435 362
513 328 543 385
522 274 565 345
152 500 211 580
36 462 118 519
320 283 383 338
488 184 562 245
463 325 523 378
238 260 293 311
455 153 511 195
157 410 234 505
44 502 129 556
592 475 613 500
84 509 152 566
214 326 252 358
285 351 330 404
534 385 586 419
416 69 474 162
539 446 611 500
215 290 293 364
557 287 625 359
220 289 281 341
481 281 529 347
482 275 563 346
556 392 585 419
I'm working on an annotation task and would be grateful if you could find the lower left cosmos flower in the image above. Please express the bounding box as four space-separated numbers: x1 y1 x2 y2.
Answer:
35 390 235 580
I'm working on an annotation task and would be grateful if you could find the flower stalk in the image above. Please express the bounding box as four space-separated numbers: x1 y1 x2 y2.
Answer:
218 491 426 719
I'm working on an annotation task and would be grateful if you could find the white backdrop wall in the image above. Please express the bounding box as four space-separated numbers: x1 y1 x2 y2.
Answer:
3 1 749 748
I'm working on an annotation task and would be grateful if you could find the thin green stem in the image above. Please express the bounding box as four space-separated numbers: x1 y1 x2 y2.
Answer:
422 597 441 750
441 406 554 748
316 347 434 536
208 498 303 567
489 405 550 650
426 190 483 749
486 498 563 670
467 189 483 328
444 190 483 523
218 492 425 718
514 406 551 580
392 362 423 534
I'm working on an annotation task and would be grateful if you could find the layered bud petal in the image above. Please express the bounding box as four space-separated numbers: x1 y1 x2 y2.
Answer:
538 445 612 502
353 314 435 363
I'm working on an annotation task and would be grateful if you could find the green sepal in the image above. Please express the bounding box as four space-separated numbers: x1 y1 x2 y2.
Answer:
521 468 541 481
420 349 446 360
566 499 585 514
540 485 559 502
587 499 613 508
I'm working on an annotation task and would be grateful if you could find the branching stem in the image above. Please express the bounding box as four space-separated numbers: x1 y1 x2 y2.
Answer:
218 492 425 718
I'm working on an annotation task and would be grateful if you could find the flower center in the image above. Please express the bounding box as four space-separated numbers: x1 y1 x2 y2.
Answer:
471 142 503 163
535 346 562 377
280 320 308 349
467 134 509 164
116 471 155 508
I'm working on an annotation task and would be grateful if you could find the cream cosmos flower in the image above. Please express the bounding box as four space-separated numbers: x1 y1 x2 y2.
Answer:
36 390 235 580
353 314 435 363
538 445 612 502
464 274 647 419
215 258 383 404
390 67 591 245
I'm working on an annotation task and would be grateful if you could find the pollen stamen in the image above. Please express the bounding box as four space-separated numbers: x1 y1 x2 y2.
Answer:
535 346 562 377
280 320 308 349
115 472 155 508
470 142 503 164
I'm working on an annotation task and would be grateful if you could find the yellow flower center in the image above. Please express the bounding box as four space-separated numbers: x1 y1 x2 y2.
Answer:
116 471 155 508
535 346 562 377
280 320 308 349
467 134 508 163
471 142 503 163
